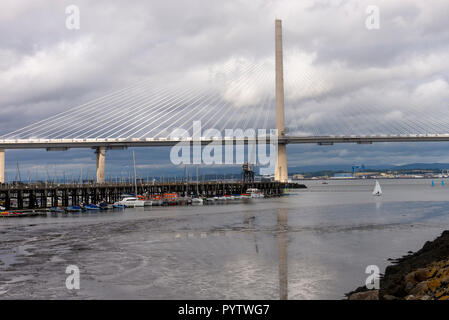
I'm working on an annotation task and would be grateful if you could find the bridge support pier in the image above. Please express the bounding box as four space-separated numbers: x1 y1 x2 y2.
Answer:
95 147 106 184
275 144 288 182
0 148 4 184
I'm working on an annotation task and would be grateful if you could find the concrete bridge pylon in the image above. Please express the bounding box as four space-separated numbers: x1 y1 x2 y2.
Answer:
274 19 288 182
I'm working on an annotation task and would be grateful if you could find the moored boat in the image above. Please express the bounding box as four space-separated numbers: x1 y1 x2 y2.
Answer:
66 206 83 213
115 197 146 207
247 188 264 198
191 197 203 205
163 193 179 206
151 194 164 206
0 211 45 217
178 197 192 205
99 202 113 210
85 204 100 211
137 195 153 206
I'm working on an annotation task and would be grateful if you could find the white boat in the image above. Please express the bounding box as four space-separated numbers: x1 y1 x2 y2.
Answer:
128 152 153 206
115 197 148 207
247 188 264 198
372 180 382 196
192 197 203 205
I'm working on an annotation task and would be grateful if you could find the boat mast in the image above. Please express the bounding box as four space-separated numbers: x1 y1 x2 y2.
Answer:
196 165 199 195
15 160 21 182
133 151 138 196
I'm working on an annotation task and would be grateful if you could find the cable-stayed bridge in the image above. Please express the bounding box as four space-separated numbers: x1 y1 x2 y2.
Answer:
1 20 449 183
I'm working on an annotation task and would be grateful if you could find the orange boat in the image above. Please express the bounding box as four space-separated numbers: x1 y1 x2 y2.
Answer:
163 193 179 205
151 194 163 206
1 211 24 217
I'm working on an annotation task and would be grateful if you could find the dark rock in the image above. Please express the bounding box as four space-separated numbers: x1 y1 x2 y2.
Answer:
348 230 449 300
348 290 379 300
380 230 449 298
383 294 399 300
409 281 428 296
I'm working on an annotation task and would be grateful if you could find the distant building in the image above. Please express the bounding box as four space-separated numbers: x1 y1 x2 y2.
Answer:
355 172 379 178
332 173 352 179
292 174 304 180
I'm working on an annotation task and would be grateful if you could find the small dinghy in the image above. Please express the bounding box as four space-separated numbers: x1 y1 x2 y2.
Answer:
85 204 100 211
50 207 65 213
372 180 382 196
99 202 112 210
66 206 83 213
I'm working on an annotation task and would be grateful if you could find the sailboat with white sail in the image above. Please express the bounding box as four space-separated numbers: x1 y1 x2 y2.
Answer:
372 180 382 196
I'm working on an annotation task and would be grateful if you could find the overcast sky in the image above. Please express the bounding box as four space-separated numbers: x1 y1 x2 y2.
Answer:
1 0 449 180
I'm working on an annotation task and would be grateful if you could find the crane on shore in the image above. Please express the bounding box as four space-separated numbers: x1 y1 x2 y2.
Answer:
352 164 366 177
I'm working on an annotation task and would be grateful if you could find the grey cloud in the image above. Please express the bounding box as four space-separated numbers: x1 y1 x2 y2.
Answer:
1 0 449 174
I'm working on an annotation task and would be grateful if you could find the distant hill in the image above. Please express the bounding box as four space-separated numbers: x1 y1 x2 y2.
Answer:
390 163 449 170
288 163 449 173
128 163 449 178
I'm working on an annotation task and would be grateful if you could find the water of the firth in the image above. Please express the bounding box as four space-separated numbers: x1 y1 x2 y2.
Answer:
1 179 449 299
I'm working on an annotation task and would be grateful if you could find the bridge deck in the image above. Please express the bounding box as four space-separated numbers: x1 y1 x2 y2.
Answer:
1 135 449 149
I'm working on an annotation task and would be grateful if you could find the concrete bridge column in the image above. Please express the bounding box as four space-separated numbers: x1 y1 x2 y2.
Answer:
95 147 106 184
274 19 288 182
0 148 5 184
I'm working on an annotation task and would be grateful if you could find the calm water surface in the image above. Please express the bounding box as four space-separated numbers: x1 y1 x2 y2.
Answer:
1 179 449 299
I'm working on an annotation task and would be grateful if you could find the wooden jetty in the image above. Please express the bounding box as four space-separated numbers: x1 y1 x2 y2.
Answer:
0 181 306 210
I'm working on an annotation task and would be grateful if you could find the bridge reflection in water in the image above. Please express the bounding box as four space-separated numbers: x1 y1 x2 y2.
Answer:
278 208 288 300
244 206 289 299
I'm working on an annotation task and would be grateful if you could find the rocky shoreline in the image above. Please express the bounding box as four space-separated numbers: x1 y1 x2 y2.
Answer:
347 230 449 300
